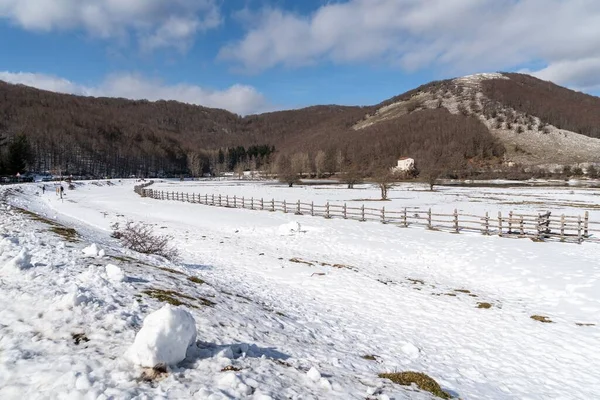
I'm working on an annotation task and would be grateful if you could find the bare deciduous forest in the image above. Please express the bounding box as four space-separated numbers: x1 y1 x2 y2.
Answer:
1 73 599 179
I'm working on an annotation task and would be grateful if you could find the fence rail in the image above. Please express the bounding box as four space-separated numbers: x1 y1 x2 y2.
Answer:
139 188 598 244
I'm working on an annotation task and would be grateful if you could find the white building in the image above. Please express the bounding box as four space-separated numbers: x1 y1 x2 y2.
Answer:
392 157 415 173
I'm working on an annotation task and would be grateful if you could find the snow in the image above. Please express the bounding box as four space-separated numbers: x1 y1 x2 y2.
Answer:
307 367 321 382
105 263 126 282
1 179 600 399
128 304 197 368
277 221 302 235
82 243 104 257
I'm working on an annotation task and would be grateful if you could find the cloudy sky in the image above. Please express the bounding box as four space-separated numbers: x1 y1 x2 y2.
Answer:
1 0 599 115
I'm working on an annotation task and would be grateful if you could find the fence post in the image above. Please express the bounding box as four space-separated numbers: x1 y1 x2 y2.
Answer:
225 195 228 207
271 198 275 212
343 203 347 219
454 209 459 233
584 211 589 238
520 216 524 236
251 197 254 210
498 211 503 237
578 215 583 244
361 205 365 222
537 213 542 241
560 214 565 242
296 200 301 215
381 207 386 224
212 194 215 205
325 202 330 219
403 207 408 227
427 208 432 230
186 193 189 202
283 200 287 213
205 194 208 205
242 196 245 209
508 211 513 234
261 198 264 210
234 195 237 208
219 194 222 207
311 201 314 216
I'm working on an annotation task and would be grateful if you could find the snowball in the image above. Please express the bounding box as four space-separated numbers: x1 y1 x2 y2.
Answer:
105 264 125 282
98 249 106 258
277 221 302 235
401 342 420 360
82 243 102 257
3 248 33 271
307 367 321 382
128 304 197 367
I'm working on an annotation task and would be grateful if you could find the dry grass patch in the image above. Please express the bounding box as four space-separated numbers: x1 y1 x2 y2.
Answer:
49 227 80 242
379 372 450 399
407 278 425 285
71 333 89 345
531 315 553 323
289 257 314 266
156 266 185 275
362 355 377 361
477 302 492 309
138 364 168 382
575 323 595 327
221 365 241 372
188 276 205 284
142 288 196 308
454 289 471 294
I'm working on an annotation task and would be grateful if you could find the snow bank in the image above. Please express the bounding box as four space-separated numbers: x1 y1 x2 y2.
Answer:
277 221 302 235
82 243 105 258
105 264 125 282
128 304 197 368
2 248 33 272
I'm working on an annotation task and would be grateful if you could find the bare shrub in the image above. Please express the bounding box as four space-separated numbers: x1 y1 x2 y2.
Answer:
111 221 179 261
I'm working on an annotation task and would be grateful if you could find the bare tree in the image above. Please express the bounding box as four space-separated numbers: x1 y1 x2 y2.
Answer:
291 152 311 178
424 169 443 191
276 154 300 187
187 152 202 178
314 150 326 178
372 170 395 200
235 164 244 180
111 221 179 261
340 162 364 189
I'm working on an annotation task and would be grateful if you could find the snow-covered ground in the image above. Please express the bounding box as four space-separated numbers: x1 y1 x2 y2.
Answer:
1 179 600 399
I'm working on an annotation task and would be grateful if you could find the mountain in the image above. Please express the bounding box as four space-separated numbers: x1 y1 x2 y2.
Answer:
1 73 599 177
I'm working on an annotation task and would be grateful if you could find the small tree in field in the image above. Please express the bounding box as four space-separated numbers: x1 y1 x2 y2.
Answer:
587 164 598 179
276 154 300 187
424 169 443 191
373 170 395 200
340 162 364 189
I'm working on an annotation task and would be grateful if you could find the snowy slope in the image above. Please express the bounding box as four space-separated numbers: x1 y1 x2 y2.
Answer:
2 180 600 399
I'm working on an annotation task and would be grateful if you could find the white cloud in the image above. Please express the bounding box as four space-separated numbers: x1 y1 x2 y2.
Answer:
219 0 600 89
0 0 221 51
0 71 270 115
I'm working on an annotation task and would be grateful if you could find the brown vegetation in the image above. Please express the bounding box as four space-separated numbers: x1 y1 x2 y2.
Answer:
379 371 450 399
482 73 600 138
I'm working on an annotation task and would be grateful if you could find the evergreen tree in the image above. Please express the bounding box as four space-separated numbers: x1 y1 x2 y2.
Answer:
7 134 32 175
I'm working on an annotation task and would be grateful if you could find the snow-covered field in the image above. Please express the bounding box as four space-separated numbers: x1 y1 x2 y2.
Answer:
1 179 600 399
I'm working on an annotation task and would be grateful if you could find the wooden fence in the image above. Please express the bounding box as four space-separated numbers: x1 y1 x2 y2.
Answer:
139 188 598 244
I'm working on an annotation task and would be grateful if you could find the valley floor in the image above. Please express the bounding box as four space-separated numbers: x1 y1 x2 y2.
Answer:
1 180 599 399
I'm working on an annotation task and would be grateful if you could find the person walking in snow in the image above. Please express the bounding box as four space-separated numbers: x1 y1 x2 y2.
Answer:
42 185 45 194
60 185 64 200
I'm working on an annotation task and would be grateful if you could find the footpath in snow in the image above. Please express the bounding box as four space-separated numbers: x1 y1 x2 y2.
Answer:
1 180 600 399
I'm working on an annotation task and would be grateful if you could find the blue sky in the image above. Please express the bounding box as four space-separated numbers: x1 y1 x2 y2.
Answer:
1 0 599 115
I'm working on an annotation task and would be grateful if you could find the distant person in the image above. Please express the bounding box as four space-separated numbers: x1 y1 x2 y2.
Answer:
60 185 64 199
42 185 45 194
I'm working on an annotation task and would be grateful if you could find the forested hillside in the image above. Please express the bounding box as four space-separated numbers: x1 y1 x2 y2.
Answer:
3 73 598 179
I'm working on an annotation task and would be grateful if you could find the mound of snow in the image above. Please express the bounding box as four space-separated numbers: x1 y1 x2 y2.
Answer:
307 367 321 382
82 243 105 258
128 304 197 368
2 248 33 272
278 221 302 235
105 264 125 282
